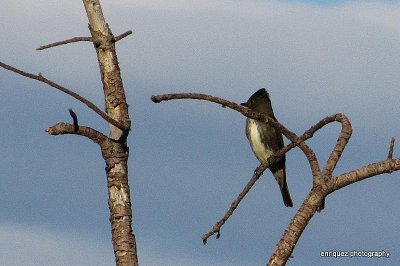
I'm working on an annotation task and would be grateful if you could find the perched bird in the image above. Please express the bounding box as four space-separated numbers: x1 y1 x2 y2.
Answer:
241 89 293 207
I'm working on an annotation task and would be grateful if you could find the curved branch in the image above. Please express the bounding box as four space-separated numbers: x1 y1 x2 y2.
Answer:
151 93 241 111
269 154 400 265
268 118 320 179
46 122 107 145
152 93 360 242
0 61 129 132
36 30 133 50
322 114 352 177
151 92 321 177
153 92 398 266
69 109 79 132
201 113 348 242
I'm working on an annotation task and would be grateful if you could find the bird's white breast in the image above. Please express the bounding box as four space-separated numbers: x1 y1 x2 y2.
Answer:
248 119 273 163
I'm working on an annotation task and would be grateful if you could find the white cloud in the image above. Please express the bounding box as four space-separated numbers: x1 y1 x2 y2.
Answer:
345 3 400 34
0 224 236 266
0 224 114 266
115 0 400 27
112 0 400 124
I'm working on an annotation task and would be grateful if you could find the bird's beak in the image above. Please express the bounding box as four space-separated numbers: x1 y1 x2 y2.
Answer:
240 102 248 107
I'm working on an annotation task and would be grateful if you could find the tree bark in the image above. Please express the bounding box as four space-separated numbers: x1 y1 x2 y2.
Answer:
82 1 137 265
1 1 137 264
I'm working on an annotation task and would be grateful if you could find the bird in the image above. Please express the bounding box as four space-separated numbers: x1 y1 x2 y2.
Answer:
241 88 293 207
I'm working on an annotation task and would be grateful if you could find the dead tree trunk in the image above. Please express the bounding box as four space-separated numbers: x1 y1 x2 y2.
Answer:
0 0 138 265
82 1 137 265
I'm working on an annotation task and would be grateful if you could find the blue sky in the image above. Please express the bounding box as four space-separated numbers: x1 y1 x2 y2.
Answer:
287 0 400 5
285 0 351 5
1 0 400 265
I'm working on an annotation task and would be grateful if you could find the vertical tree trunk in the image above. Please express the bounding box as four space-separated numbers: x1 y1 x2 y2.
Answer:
82 1 137 265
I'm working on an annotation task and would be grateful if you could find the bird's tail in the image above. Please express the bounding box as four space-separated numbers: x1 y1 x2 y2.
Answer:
273 169 293 207
280 182 293 207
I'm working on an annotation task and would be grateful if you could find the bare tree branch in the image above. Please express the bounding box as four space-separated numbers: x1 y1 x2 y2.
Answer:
152 91 399 266
0 61 129 132
334 156 400 190
151 92 321 177
3 1 136 265
268 187 324 266
115 30 133 41
46 122 107 145
197 113 353 242
152 93 324 243
388 137 395 159
37 37 92 50
268 152 400 266
322 114 352 177
202 163 270 244
69 109 79 132
36 30 133 50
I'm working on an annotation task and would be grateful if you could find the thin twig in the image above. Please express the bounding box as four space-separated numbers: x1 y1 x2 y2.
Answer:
69 109 79 132
115 30 133 41
388 137 395 159
36 30 133 50
37 37 92 50
202 163 269 244
0 62 129 131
